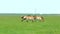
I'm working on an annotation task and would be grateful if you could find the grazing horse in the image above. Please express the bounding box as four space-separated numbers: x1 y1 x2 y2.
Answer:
21 16 35 22
34 16 44 22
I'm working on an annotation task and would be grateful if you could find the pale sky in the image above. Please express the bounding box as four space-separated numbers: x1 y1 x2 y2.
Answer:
0 0 60 14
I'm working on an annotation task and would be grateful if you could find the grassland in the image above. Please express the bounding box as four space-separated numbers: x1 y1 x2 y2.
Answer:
0 15 60 34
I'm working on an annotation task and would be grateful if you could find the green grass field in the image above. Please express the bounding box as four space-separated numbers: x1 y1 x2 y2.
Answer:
0 15 60 34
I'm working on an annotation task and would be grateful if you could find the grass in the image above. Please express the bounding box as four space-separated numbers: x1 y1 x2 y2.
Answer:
0 16 60 34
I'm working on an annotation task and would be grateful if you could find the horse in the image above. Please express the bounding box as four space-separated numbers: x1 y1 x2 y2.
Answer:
21 16 35 22
34 16 44 22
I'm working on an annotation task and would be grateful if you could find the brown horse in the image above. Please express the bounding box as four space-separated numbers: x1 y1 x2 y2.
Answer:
34 16 44 22
21 16 35 22
21 15 44 22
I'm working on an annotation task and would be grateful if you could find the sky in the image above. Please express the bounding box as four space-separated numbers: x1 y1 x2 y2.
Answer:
0 0 60 14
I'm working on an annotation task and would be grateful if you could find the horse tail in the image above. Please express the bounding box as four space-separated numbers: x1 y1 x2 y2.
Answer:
41 16 45 22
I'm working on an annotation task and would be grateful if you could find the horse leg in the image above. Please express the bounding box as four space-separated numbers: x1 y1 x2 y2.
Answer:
21 19 24 22
21 18 26 22
26 20 28 22
41 19 44 22
32 19 34 22
32 20 33 22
